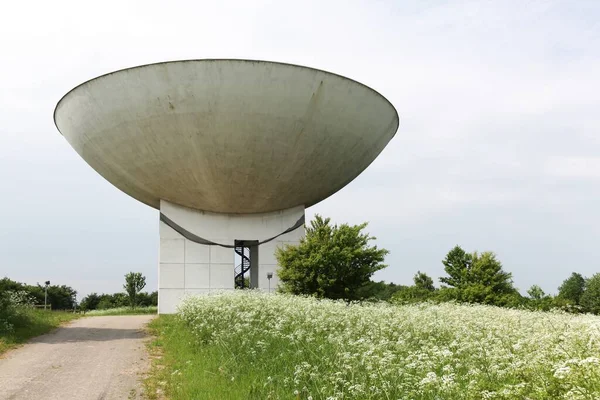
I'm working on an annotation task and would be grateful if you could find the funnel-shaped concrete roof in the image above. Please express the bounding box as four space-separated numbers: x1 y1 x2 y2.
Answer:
54 60 398 213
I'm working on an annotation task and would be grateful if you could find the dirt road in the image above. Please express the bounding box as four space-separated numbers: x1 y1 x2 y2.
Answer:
0 315 155 400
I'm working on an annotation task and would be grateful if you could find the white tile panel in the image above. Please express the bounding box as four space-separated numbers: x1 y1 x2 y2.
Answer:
210 264 234 289
185 241 210 263
184 288 210 297
159 263 185 288
184 264 210 288
160 239 185 263
258 242 278 265
158 289 185 314
210 245 233 265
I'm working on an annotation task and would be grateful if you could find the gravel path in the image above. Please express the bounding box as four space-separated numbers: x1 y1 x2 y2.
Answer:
0 315 155 400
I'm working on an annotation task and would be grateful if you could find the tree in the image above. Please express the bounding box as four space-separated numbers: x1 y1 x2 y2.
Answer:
580 273 600 314
276 215 389 300
137 291 159 307
527 285 545 300
392 272 436 304
149 291 158 306
414 271 435 291
0 277 24 292
439 246 471 289
524 285 555 311
80 293 101 311
97 297 115 310
0 277 77 310
45 285 77 310
124 272 146 308
557 272 586 305
438 246 518 305
80 290 157 311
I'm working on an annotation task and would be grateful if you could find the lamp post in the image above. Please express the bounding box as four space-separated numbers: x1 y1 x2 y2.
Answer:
44 281 50 310
266 272 273 293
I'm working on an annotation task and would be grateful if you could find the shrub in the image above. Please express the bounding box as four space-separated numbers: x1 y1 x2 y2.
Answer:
581 273 600 314
0 291 15 333
0 290 35 334
277 215 388 300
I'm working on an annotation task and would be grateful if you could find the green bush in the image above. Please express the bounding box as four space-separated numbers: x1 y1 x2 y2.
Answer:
276 215 388 300
0 290 36 334
0 277 76 310
80 291 158 311
581 273 600 314
0 308 80 354
0 291 15 333
391 286 434 304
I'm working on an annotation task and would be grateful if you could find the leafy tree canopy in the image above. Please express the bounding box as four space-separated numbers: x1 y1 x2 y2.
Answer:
439 246 518 305
580 273 600 314
0 277 76 310
414 271 435 292
357 281 404 301
124 272 147 308
527 285 546 300
557 272 586 305
392 272 436 304
276 215 388 300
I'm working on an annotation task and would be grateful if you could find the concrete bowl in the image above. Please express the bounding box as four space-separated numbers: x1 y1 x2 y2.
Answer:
54 59 399 213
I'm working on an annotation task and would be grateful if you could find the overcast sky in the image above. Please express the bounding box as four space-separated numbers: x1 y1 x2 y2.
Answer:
1 0 598 299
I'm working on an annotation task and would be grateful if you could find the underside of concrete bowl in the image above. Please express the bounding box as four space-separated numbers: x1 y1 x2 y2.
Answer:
54 59 399 213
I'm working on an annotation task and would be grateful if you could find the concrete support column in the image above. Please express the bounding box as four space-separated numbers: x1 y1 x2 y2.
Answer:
158 200 304 313
249 245 259 289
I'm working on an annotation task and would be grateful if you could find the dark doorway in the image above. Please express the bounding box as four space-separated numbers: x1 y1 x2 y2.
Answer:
234 240 258 289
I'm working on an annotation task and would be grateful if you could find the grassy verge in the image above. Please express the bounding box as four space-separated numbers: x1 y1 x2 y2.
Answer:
84 306 157 316
144 291 600 400
0 309 80 355
145 315 254 400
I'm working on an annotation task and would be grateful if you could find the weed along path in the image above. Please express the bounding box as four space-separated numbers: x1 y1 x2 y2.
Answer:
0 315 154 400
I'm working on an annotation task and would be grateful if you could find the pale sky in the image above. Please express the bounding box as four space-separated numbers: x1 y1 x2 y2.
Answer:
1 0 599 299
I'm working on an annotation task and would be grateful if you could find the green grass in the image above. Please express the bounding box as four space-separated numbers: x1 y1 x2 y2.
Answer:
0 308 80 355
145 315 256 400
84 306 157 316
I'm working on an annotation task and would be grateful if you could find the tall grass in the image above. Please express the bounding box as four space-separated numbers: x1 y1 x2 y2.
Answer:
146 291 600 400
0 308 79 355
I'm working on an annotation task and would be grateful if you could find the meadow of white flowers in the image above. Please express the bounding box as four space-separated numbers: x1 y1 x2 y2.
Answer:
177 291 600 399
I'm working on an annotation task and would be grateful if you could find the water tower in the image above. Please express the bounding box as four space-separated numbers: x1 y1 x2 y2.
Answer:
54 60 399 313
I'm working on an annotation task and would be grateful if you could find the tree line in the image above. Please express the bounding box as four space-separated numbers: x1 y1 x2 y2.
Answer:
390 246 600 314
79 291 157 311
0 278 77 310
276 215 600 314
0 272 155 311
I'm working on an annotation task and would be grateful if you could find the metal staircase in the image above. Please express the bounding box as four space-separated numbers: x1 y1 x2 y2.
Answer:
234 245 251 289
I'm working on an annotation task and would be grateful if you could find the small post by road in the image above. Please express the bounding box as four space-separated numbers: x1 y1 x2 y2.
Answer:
266 272 273 293
44 281 50 310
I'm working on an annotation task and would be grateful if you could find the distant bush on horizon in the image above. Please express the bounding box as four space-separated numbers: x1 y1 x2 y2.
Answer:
84 306 157 316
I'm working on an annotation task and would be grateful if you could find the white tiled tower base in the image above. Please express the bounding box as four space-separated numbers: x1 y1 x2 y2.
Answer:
158 200 305 314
